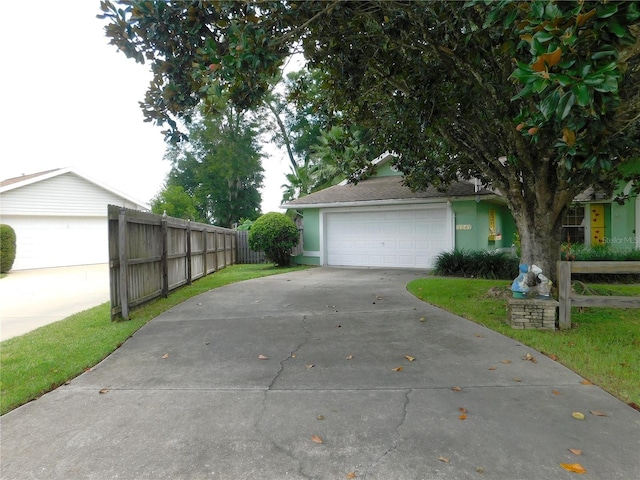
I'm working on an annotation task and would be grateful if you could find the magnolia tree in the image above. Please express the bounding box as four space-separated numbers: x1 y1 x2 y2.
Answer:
100 0 640 279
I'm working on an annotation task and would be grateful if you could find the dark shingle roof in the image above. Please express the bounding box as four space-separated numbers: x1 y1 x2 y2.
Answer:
284 176 498 207
0 169 61 188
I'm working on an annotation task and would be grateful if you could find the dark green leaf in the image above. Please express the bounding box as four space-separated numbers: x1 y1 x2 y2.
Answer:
584 74 605 86
607 17 627 38
593 75 618 93
539 91 559 120
573 84 590 107
591 49 617 60
556 91 576 120
596 3 618 19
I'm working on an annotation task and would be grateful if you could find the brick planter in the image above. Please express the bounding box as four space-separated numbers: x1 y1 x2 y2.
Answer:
506 298 558 330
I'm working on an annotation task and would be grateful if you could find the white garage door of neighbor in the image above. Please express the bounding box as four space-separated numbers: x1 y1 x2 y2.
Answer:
9 216 108 270
325 207 451 268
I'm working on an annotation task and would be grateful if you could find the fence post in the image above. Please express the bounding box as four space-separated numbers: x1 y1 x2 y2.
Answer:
118 208 129 320
202 228 208 276
186 220 192 285
161 214 169 298
558 261 572 329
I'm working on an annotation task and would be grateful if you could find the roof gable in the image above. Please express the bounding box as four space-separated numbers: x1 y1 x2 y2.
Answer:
0 167 149 210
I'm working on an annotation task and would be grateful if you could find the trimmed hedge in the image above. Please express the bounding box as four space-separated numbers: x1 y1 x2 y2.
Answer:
434 249 519 280
0 224 17 273
248 212 299 266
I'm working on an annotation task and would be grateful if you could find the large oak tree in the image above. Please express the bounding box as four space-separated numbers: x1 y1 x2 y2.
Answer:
100 0 640 278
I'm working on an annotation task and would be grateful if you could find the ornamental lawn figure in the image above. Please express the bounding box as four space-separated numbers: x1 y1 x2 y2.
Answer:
531 264 552 299
511 264 530 298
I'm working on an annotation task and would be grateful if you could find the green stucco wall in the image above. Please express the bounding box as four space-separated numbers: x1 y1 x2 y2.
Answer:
453 201 516 251
300 209 320 252
609 197 637 250
375 162 401 177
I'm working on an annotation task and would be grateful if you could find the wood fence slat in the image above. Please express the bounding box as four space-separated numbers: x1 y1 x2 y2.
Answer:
570 295 640 309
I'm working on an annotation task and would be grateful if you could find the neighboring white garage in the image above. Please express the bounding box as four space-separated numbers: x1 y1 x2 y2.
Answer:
0 168 148 270
325 205 452 268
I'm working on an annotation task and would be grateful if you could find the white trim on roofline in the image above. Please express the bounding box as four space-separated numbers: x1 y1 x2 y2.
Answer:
337 151 397 186
281 193 503 210
0 166 150 210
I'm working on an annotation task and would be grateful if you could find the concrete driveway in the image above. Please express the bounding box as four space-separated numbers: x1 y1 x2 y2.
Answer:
1 267 638 479
0 264 109 341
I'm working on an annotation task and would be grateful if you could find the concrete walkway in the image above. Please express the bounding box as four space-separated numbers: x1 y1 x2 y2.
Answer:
0 264 109 341
1 267 638 479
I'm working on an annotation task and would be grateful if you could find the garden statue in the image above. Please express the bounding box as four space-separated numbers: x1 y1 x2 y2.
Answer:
531 264 552 299
511 264 530 298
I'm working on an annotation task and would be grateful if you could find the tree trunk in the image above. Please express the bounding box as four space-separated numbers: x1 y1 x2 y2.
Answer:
515 211 563 284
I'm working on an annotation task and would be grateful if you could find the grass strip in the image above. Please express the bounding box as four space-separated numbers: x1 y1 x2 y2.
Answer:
407 278 640 408
0 264 309 415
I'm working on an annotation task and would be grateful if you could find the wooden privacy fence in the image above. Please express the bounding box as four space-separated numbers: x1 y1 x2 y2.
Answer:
557 260 640 329
108 205 236 320
236 230 266 264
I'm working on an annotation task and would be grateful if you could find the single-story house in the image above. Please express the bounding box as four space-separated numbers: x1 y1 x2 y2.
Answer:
283 153 639 269
0 167 149 270
282 152 517 268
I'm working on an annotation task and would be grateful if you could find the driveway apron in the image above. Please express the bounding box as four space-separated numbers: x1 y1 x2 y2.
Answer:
1 267 638 480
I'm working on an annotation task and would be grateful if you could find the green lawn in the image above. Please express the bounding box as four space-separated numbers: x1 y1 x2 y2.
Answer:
0 264 310 415
407 277 640 408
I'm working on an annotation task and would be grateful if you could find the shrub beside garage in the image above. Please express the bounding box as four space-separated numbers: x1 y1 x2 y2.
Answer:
0 224 17 273
249 212 299 267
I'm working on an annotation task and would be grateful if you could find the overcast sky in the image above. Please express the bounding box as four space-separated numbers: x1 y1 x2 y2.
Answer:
0 1 289 213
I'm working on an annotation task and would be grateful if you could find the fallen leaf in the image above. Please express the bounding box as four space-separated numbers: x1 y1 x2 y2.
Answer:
488 366 497 371
523 353 537 363
568 448 583 456
500 359 512 364
317 415 325 420
459 407 467 413
513 377 522 382
438 456 450 463
590 410 607 417
346 355 353 360
475 333 485 338
459 413 467 420
291 353 297 358
552 390 561 395
404 355 416 362
452 387 462 392
161 353 169 359
420 317 426 322
306 364 315 368
258 354 269 360
560 463 587 474
572 412 585 420
476 466 484 473
580 379 593 386
392 366 403 372
99 388 109 394
311 435 324 444
346 472 357 479
548 354 558 361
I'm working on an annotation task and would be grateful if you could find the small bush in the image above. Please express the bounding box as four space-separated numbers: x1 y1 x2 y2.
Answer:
248 212 299 266
0 224 17 273
434 249 518 280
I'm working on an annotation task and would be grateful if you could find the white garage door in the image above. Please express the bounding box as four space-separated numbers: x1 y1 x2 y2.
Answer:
325 206 451 268
6 216 107 270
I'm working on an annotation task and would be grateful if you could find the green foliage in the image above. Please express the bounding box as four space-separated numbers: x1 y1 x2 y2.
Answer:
248 212 299 266
163 105 264 227
0 224 17 273
434 249 519 279
567 245 640 282
150 185 201 221
236 218 254 231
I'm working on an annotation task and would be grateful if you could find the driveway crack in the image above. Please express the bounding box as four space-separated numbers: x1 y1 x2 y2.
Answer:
254 315 314 479
362 389 411 479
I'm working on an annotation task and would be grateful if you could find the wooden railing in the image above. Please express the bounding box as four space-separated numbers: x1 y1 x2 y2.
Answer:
108 205 236 320
557 261 640 329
